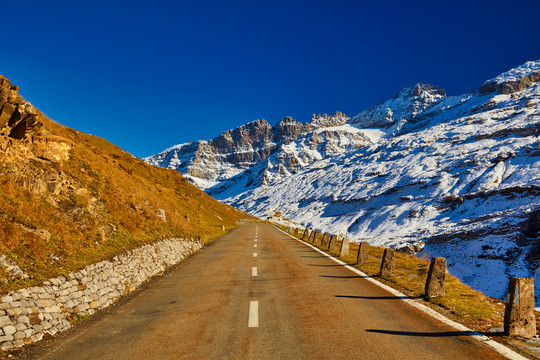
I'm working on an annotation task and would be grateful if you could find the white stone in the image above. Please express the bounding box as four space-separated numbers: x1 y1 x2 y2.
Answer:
0 316 13 328
16 315 29 324
0 339 13 349
6 308 21 316
13 339 24 347
44 306 61 313
0 334 12 343
3 325 16 335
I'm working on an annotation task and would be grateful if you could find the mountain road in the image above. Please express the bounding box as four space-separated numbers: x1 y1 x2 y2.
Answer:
17 224 511 359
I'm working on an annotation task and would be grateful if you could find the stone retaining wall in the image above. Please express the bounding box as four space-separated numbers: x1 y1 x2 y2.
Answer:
0 238 203 350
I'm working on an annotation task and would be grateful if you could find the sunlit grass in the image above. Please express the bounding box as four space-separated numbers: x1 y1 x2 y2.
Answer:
0 116 253 293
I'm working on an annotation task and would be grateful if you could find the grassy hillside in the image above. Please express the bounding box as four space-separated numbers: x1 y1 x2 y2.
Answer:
0 75 252 293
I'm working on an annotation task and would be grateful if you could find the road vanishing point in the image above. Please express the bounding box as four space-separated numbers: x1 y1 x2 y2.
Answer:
19 225 511 359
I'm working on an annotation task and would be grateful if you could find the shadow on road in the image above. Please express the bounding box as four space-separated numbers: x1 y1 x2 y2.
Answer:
335 295 421 300
365 329 481 337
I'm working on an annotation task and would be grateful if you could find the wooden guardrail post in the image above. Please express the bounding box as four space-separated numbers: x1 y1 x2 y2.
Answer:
329 235 339 253
504 277 536 338
302 229 310 241
357 241 369 264
340 238 350 258
380 248 395 276
424 257 446 298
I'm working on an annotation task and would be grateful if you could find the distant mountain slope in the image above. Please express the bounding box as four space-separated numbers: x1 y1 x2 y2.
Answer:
147 60 540 303
0 75 249 293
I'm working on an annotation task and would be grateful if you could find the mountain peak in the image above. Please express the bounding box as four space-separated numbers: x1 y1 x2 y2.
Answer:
351 83 445 129
398 83 446 98
310 111 349 128
480 59 540 94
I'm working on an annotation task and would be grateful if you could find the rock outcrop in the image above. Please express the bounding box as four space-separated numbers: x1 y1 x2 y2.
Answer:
0 75 77 198
480 60 540 94
146 117 311 189
0 76 42 140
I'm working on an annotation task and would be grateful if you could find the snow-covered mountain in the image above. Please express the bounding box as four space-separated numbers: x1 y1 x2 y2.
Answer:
145 60 540 303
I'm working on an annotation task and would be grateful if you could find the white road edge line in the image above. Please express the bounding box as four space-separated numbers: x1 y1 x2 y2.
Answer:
249 300 259 327
252 266 258 276
253 252 257 258
277 227 527 360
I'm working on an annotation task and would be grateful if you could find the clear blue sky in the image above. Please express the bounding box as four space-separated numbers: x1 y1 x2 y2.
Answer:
1 0 539 158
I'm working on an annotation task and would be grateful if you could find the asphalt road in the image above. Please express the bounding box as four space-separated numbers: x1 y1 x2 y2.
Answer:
18 224 508 359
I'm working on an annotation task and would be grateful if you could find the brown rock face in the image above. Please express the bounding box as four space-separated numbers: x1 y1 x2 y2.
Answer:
424 257 446 298
479 71 540 95
0 75 42 140
411 83 446 97
0 75 73 196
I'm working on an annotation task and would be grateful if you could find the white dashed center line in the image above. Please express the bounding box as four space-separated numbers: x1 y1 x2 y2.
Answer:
253 252 257 258
254 244 257 248
248 301 259 327
252 266 257 276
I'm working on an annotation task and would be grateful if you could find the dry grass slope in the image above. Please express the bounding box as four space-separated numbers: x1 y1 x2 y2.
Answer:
0 78 253 293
